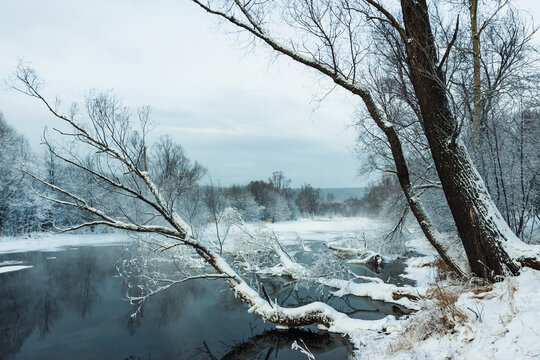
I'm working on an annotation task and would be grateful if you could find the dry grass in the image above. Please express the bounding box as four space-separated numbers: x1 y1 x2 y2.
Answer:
470 284 494 299
427 285 469 330
423 257 457 281
387 283 471 355
384 258 510 357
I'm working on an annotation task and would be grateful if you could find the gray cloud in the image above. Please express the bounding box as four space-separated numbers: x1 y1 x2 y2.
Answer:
2 0 537 187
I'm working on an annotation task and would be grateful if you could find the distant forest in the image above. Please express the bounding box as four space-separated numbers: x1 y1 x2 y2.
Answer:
0 112 395 236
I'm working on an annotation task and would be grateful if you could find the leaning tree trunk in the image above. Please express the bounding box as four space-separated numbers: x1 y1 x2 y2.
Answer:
400 0 539 279
190 0 539 280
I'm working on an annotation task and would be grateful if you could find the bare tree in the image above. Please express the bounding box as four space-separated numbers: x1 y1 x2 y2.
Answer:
189 0 540 279
296 184 320 216
177 185 208 239
269 171 291 194
190 0 472 278
204 180 232 254
11 64 407 332
457 4 540 243
151 135 206 212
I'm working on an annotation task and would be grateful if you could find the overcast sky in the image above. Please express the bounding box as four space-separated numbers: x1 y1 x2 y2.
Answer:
1 1 538 188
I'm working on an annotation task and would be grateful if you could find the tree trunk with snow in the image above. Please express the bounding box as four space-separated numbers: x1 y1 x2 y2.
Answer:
400 0 540 279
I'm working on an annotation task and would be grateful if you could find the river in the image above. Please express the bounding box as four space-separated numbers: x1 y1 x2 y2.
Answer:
0 237 412 359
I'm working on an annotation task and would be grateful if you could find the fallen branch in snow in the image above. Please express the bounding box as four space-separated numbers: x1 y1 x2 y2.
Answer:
324 242 365 256
324 243 384 268
322 278 425 310
347 252 384 267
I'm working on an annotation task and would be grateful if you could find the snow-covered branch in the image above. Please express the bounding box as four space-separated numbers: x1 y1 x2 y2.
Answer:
11 65 416 334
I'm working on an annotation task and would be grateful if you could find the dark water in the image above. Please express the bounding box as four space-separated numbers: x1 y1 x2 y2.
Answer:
0 244 411 360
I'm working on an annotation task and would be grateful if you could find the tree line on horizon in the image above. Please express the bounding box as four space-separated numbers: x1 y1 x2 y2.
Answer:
0 112 397 236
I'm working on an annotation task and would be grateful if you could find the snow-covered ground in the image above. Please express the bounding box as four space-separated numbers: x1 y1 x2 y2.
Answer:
0 232 130 254
355 232 540 360
0 217 381 273
250 217 383 244
0 217 380 255
399 236 439 287
212 216 384 247
412 268 540 359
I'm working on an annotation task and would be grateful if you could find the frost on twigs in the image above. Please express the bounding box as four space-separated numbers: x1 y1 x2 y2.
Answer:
230 221 349 288
117 234 225 317
12 63 424 335
207 206 243 253
230 221 309 278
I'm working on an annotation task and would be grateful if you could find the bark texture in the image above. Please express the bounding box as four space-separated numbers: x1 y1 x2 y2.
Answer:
400 0 522 279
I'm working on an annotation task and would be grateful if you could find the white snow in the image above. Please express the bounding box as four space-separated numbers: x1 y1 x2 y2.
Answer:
268 217 382 243
357 267 540 359
0 260 25 266
445 268 540 359
0 265 33 273
0 232 130 254
323 278 425 310
350 229 540 359
400 256 436 287
216 217 382 248
398 234 438 287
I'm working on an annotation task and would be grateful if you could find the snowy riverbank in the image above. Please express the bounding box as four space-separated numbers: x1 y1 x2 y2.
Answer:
0 217 384 275
0 232 130 254
0 217 383 254
354 233 540 359
1 218 538 359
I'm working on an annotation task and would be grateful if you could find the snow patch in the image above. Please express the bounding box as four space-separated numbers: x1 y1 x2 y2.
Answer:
323 278 425 310
0 232 130 254
0 265 33 274
216 217 383 249
0 260 25 266
356 265 540 358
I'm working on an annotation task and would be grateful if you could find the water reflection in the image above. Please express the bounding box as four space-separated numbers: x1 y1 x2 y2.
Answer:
216 328 349 360
0 249 111 359
0 244 408 360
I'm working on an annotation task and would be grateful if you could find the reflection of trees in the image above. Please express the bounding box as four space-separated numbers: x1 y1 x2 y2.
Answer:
0 243 414 359
201 328 347 360
37 291 60 338
0 247 115 359
78 256 99 318
0 282 34 359
123 276 210 334
123 267 248 336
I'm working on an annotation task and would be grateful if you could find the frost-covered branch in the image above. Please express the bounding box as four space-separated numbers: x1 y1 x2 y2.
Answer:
12 64 411 334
